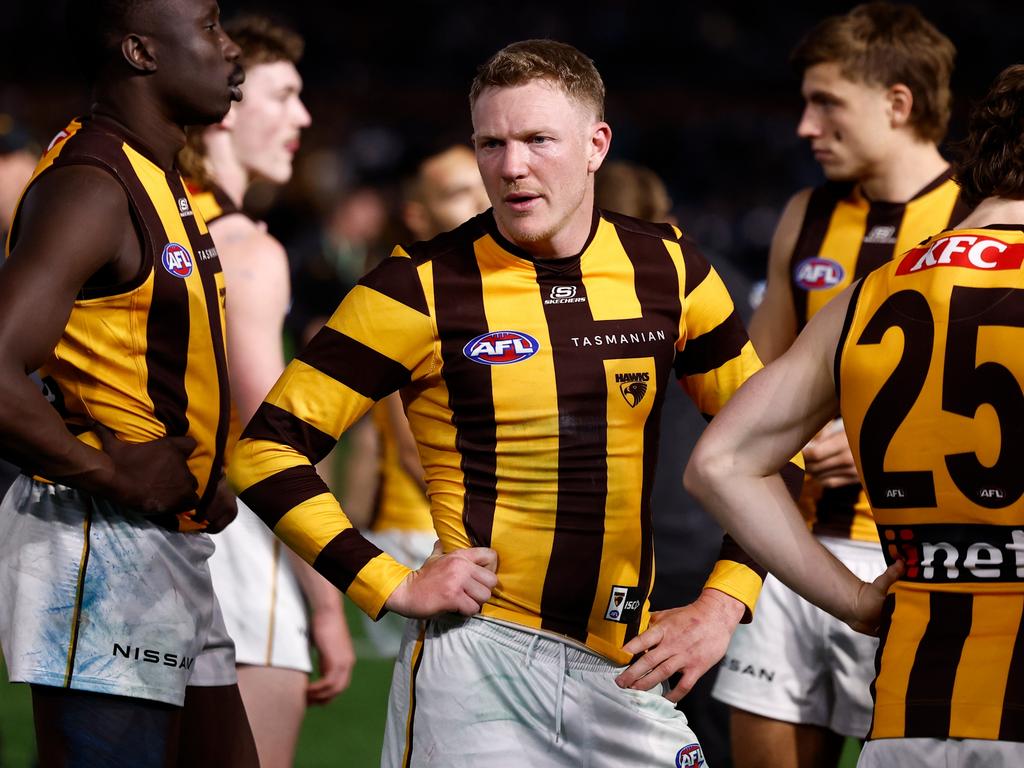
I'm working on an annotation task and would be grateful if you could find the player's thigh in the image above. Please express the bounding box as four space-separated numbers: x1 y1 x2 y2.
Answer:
236 665 308 768
31 684 181 768
178 683 259 768
731 708 842 768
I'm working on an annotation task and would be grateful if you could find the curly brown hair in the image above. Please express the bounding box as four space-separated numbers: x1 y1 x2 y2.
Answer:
791 3 955 143
953 65 1024 208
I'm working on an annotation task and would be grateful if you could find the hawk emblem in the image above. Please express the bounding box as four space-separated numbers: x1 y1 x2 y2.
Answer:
619 380 647 408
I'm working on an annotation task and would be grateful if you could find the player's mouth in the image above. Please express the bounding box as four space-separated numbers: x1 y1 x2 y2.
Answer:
503 192 541 212
228 68 246 102
284 138 301 154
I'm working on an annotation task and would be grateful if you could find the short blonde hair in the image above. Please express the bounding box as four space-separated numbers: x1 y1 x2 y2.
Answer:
470 39 605 120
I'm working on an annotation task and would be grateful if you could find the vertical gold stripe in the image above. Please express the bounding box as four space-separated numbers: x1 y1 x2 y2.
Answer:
949 593 1024 739
475 240 559 619
63 510 93 686
590 357 656 642
871 588 931 738
807 197 868 319
661 239 689 347
895 180 960 256
580 220 643 321
265 538 282 665
401 625 426 768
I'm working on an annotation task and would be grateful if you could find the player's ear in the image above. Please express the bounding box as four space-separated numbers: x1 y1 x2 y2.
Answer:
888 83 913 129
587 121 612 174
122 33 157 73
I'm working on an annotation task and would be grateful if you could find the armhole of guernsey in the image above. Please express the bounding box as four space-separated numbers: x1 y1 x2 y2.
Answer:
52 136 157 301
833 279 865 402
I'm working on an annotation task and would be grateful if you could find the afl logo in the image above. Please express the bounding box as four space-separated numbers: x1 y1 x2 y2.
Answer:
675 743 705 768
794 257 844 290
161 243 194 278
463 330 539 366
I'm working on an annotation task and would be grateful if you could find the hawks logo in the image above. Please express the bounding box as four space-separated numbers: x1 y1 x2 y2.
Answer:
675 743 705 767
161 243 194 278
463 331 539 366
794 257 844 290
616 372 649 408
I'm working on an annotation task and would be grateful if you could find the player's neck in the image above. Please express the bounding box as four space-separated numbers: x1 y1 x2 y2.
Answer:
858 140 948 203
957 198 1024 229
204 144 249 208
91 88 186 172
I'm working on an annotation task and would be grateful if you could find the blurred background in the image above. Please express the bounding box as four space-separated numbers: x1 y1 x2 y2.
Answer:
1 1 1022 766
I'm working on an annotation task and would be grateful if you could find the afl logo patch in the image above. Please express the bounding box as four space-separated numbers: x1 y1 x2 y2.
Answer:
794 257 844 290
675 743 705 767
161 243 194 278
463 331 539 366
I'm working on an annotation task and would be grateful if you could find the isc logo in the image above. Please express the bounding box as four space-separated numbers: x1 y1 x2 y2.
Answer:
794 257 844 290
161 243 194 278
463 331 539 366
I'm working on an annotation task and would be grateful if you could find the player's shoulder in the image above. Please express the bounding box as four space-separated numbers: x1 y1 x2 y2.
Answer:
212 217 286 271
599 208 681 244
400 212 490 266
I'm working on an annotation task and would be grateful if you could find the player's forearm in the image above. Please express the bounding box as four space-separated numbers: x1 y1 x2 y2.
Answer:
287 548 344 615
687 466 862 622
0 371 115 492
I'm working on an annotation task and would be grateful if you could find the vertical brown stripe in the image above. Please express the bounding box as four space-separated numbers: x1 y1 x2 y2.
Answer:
536 256 608 642
432 249 498 546
170 173 231 509
790 185 847 331
904 591 973 738
999 606 1024 740
402 624 427 768
143 181 192 439
63 508 93 687
833 278 864 401
852 201 907 279
616 225 681 643
867 592 896 739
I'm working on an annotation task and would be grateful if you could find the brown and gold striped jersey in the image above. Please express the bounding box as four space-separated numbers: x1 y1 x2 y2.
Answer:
186 181 239 226
369 401 433 534
790 171 970 542
838 225 1024 742
231 209 801 663
8 116 230 531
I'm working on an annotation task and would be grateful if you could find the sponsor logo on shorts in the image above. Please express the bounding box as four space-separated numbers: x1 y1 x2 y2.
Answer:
616 371 649 408
604 585 643 624
794 257 844 290
463 331 539 366
161 242 194 278
721 654 776 682
880 524 1024 583
896 235 1024 274
544 285 587 305
675 743 705 767
112 643 195 671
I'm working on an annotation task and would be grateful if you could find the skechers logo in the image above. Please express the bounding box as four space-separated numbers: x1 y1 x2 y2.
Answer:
880 524 1024 582
463 331 539 366
178 197 194 218
544 285 586 305
864 225 896 244
897 235 1024 274
112 643 195 670
794 257 844 290
616 372 649 408
161 242 194 278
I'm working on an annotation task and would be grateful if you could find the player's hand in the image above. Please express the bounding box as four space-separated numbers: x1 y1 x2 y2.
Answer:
803 419 860 488
615 588 745 703
93 422 200 514
306 603 356 705
194 475 238 533
845 559 903 636
384 540 498 619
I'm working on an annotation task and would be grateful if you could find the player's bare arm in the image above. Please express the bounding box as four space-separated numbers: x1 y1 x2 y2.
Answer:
747 188 811 363
0 165 198 513
686 287 900 634
384 391 426 491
